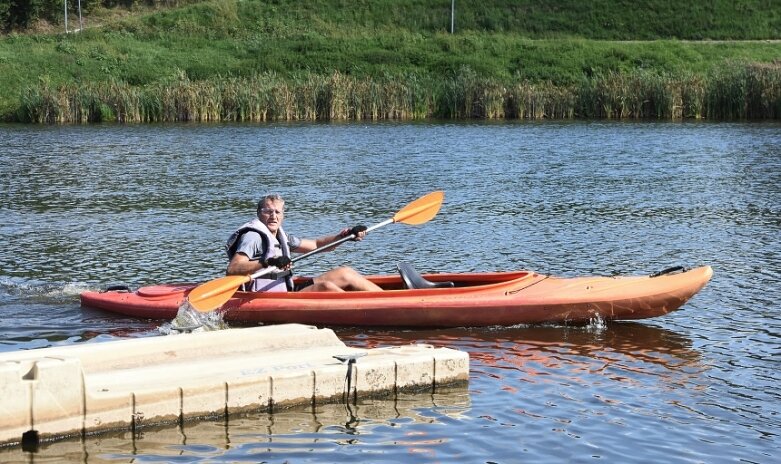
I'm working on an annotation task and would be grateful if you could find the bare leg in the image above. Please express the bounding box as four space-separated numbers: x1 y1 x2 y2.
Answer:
307 266 382 292
299 281 344 292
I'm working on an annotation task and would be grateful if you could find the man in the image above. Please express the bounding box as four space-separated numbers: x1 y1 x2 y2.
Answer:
226 194 383 292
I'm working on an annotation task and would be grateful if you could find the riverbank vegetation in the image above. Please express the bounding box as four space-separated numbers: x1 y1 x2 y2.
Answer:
2 0 780 122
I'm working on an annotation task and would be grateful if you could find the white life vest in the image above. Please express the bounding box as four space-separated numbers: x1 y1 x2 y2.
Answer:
225 219 293 292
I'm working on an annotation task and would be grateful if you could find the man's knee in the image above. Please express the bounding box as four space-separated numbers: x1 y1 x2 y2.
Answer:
302 281 343 292
318 281 343 292
331 266 359 279
313 266 370 291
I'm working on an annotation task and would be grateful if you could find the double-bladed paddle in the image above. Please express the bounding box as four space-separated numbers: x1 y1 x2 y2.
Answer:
186 190 444 312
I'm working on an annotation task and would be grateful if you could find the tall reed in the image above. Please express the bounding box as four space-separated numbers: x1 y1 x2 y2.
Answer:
706 61 781 119
15 62 781 123
506 81 575 119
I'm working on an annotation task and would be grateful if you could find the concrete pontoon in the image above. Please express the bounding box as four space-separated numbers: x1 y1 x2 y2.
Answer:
0 324 469 447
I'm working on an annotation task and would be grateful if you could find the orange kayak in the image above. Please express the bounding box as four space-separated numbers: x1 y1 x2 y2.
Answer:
80 265 712 327
81 264 713 327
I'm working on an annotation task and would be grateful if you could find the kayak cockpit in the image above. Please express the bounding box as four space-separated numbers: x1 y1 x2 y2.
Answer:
340 266 540 292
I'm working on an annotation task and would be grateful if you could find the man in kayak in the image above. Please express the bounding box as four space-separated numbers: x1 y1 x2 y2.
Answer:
225 194 383 292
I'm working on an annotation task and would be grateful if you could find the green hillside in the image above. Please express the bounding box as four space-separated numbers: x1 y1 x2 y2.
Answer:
1 0 779 122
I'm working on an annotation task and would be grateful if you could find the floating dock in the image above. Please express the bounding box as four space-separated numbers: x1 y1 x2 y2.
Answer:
0 324 469 447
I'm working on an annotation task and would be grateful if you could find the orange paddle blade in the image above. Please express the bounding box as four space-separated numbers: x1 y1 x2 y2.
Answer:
392 190 444 225
187 274 250 312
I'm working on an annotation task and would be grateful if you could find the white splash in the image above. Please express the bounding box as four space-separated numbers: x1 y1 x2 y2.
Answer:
586 313 607 331
158 300 229 335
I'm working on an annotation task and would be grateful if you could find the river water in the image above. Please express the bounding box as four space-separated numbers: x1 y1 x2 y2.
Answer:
0 121 779 462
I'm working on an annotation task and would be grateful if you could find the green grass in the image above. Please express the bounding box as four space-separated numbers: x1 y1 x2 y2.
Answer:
1 0 780 121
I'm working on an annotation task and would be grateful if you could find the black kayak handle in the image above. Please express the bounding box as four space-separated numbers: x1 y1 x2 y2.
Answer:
651 266 687 277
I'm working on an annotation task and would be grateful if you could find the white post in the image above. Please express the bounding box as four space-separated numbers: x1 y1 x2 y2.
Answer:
450 0 455 34
64 0 68 33
78 0 83 31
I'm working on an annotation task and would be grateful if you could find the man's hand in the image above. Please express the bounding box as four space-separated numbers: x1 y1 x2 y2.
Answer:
340 225 368 241
265 256 292 269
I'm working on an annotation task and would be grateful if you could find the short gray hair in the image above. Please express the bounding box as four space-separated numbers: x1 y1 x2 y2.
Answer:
257 194 285 214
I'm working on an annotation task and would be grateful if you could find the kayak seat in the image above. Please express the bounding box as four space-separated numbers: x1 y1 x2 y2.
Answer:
397 263 454 290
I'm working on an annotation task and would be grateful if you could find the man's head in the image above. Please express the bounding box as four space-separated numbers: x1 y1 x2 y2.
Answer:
256 194 285 234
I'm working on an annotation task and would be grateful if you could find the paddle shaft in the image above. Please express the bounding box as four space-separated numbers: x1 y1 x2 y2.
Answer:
247 218 395 280
246 195 438 279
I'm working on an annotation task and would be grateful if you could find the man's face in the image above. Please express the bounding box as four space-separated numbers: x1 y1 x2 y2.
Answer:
258 199 285 234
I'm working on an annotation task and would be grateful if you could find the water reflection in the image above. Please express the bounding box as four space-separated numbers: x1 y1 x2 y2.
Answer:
337 323 713 462
0 390 469 463
338 322 700 371
340 323 703 408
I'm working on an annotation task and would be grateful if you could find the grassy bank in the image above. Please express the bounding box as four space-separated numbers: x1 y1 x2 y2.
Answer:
2 0 780 122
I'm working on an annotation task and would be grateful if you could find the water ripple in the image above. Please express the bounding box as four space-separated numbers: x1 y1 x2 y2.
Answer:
1 121 779 462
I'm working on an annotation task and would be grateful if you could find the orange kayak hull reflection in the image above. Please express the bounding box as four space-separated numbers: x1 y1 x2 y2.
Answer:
80 266 713 327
